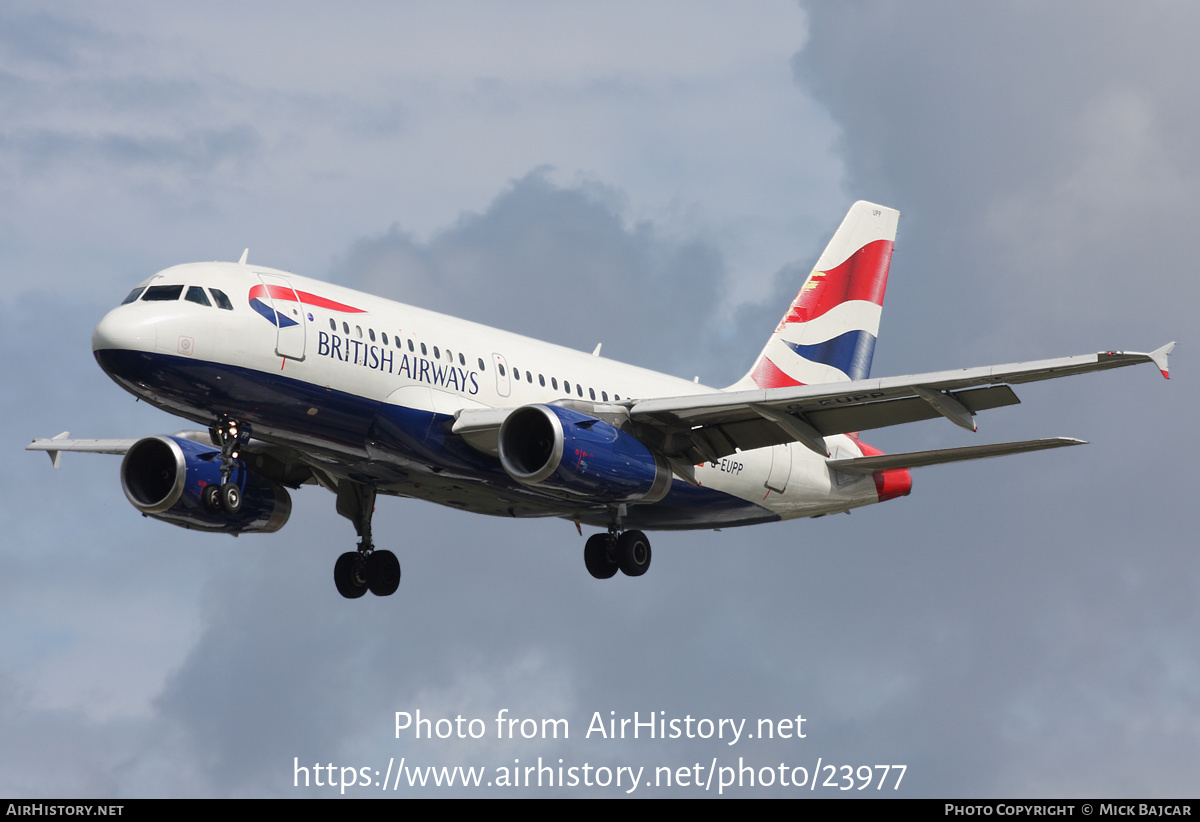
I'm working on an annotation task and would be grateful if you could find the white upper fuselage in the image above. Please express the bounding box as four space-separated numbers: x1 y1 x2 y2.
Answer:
92 260 885 529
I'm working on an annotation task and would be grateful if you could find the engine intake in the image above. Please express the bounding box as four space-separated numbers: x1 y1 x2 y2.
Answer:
121 435 291 533
498 405 671 503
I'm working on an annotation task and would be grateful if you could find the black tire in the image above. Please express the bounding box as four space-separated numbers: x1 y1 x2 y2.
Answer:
584 533 619 579
617 530 651 577
366 550 401 596
220 482 241 514
334 552 369 599
202 484 222 515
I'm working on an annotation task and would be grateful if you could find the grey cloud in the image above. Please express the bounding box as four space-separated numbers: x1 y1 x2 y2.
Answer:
334 169 734 380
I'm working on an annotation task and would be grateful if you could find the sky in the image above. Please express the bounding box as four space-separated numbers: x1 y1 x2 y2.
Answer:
1 1 1197 798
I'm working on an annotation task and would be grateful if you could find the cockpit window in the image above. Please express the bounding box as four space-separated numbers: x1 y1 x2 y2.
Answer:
121 287 145 305
185 286 212 306
209 289 233 310
142 284 184 302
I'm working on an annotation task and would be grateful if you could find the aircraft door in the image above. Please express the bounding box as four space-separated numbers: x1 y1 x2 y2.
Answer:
765 442 791 494
256 273 306 361
492 353 511 398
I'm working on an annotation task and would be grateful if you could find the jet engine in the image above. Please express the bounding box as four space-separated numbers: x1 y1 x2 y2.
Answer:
120 435 292 533
497 404 671 503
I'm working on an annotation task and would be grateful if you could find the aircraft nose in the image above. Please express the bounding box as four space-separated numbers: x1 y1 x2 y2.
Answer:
92 307 156 353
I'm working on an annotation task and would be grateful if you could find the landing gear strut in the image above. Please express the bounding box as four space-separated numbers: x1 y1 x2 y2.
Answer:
334 481 400 598
583 508 652 580
207 416 251 515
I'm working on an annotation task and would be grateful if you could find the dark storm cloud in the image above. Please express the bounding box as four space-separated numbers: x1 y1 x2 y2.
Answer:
795 2 1200 360
789 0 1200 796
334 169 735 380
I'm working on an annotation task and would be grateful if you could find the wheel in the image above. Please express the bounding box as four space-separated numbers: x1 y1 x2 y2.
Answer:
220 482 241 514
584 533 619 579
202 484 222 514
366 550 401 596
334 552 369 599
617 530 651 577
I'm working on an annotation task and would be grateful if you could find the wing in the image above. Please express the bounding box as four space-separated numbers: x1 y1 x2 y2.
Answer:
26 432 137 468
627 343 1175 463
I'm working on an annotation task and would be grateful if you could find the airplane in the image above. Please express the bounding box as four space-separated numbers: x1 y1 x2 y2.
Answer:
28 201 1174 599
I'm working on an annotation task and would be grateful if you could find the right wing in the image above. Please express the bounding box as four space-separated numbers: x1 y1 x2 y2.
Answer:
627 343 1174 463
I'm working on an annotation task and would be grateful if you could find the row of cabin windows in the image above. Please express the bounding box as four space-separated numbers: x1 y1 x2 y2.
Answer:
119 286 627 403
123 284 234 310
494 362 620 402
328 318 469 367
327 317 622 402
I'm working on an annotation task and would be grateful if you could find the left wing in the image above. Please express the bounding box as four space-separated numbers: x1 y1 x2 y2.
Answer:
26 432 137 468
628 343 1174 463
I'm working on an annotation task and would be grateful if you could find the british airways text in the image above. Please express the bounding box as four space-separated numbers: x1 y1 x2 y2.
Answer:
317 331 480 395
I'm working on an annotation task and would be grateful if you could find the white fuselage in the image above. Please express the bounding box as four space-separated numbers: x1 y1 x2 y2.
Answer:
92 261 888 531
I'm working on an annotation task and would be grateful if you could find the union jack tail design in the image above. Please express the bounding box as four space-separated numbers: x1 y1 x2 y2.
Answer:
728 201 899 390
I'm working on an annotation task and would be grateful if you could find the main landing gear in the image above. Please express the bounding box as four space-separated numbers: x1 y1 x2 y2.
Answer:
584 528 652 580
334 481 400 599
203 416 251 516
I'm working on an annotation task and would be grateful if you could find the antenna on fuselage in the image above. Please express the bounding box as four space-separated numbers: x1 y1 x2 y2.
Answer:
592 343 602 357
238 249 249 265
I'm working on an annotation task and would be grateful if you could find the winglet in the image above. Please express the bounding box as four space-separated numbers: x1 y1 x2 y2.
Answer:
42 431 70 469
1149 341 1175 379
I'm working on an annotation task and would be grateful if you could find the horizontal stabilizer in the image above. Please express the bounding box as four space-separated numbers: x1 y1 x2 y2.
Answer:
827 437 1086 474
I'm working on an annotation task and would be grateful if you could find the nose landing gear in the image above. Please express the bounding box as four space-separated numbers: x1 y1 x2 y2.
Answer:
208 416 251 515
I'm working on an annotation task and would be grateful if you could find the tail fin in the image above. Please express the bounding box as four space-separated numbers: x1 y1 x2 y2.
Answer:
728 201 899 390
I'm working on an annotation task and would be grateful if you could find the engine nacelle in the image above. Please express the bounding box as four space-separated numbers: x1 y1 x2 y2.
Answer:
497 404 671 504
120 435 292 533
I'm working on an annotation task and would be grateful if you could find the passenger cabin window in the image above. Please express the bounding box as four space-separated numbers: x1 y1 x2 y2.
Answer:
478 358 485 371
330 319 336 331
369 328 376 342
459 353 466 366
121 287 145 304
382 332 389 346
185 286 211 307
210 289 233 310
142 284 184 301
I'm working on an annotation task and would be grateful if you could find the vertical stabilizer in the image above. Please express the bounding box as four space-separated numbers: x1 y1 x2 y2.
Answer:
728 201 899 390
